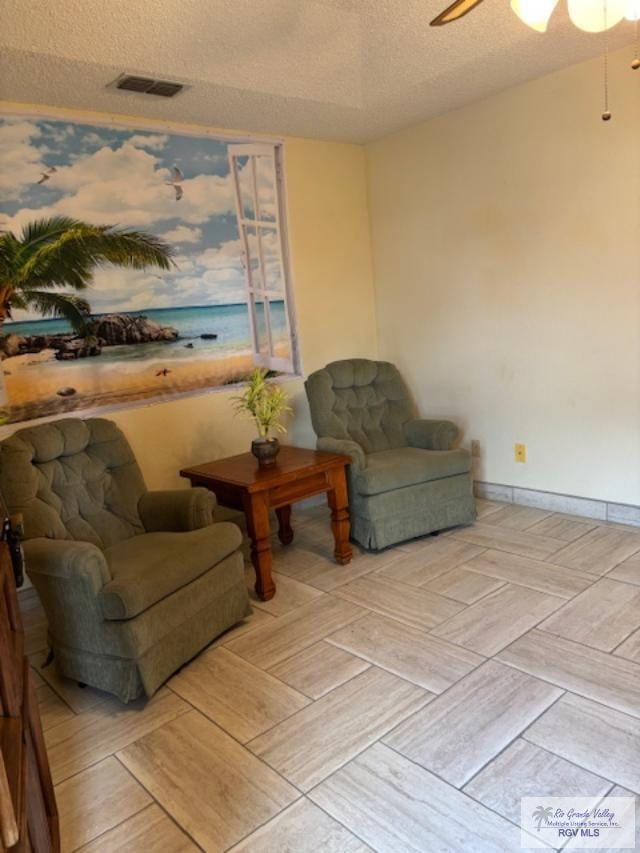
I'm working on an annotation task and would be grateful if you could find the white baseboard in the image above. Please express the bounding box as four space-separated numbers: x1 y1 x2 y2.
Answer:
474 480 640 528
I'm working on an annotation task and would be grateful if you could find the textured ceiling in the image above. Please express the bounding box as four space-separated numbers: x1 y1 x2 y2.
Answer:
0 0 635 141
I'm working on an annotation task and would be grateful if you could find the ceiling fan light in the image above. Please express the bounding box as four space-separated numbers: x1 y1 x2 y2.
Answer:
625 0 640 20
567 0 626 30
510 0 559 31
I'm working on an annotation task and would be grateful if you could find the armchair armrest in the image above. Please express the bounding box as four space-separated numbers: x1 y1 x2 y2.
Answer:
404 418 458 451
23 538 110 591
317 437 366 472
138 488 216 533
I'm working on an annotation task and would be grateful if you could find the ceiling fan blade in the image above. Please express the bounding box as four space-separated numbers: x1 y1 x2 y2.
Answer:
430 0 485 25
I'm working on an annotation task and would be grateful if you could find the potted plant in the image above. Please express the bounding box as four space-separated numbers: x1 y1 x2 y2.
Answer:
232 368 292 466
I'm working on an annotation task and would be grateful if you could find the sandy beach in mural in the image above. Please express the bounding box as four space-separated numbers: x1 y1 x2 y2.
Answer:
0 301 290 422
3 349 258 421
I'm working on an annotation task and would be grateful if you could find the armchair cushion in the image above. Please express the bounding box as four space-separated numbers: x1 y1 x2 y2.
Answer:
98 521 242 620
316 437 366 472
404 418 458 451
0 417 146 548
305 360 413 453
353 447 472 496
138 488 215 533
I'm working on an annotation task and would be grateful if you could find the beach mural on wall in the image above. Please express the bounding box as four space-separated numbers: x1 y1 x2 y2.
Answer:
0 113 296 424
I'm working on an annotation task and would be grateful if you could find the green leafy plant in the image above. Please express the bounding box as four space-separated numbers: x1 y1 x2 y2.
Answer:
0 217 174 334
232 368 292 438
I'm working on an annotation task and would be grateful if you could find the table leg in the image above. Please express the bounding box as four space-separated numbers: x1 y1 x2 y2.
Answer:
327 466 353 565
243 492 276 601
276 505 294 545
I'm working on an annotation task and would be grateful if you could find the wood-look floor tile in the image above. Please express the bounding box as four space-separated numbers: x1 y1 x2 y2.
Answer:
464 738 611 825
228 798 371 852
384 660 561 787
306 557 387 592
431 584 562 656
37 683 75 732
334 575 464 631
539 579 640 651
269 641 371 699
29 652 106 714
44 688 189 783
425 567 505 604
551 526 640 576
475 499 508 520
248 667 430 791
526 513 598 543
269 544 332 575
452 522 565 561
597 788 639 853
273 545 377 591
483 505 553 531
29 665 45 688
463 549 595 598
214 605 276 647
169 646 310 742
118 710 298 852
326 613 483 693
608 553 640 585
225 596 366 670
375 539 486 587
56 756 151 852
524 693 640 792
497 629 640 717
614 628 640 662
310 742 536 852
246 569 325 616
78 804 198 852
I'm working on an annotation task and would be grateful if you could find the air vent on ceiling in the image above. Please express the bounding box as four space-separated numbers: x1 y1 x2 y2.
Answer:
112 75 185 98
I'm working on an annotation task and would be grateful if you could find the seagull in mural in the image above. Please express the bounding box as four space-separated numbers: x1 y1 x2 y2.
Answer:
165 165 184 201
37 166 57 185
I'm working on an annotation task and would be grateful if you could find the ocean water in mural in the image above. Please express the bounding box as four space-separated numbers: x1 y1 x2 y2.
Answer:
4 302 288 363
0 114 292 423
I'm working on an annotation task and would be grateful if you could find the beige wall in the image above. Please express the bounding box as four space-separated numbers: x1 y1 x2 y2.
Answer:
0 103 378 489
367 47 640 505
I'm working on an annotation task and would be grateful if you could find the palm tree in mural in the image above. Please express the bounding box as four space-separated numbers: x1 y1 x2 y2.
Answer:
0 217 174 334
532 806 554 832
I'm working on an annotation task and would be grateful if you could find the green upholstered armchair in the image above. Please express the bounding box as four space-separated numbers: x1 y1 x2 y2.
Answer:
305 359 475 550
0 417 250 702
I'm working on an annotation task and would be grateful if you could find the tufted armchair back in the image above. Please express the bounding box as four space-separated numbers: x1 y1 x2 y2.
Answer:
305 359 414 453
0 418 147 549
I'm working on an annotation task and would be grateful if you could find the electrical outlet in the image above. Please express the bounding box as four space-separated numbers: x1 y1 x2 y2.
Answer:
471 440 481 458
515 443 527 463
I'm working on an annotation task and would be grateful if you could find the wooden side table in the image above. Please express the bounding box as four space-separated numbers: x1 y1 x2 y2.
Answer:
180 446 353 601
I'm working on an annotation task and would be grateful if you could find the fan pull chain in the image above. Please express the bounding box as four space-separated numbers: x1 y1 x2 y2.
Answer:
602 0 611 121
633 19 640 70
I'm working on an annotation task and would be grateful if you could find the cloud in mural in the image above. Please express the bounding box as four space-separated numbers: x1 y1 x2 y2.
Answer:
0 141 235 233
160 225 203 243
0 119 48 198
128 133 169 150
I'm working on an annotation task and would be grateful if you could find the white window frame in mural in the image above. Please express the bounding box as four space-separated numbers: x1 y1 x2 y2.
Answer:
228 142 298 374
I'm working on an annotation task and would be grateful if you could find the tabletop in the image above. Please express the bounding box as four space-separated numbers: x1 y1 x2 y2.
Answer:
180 445 351 492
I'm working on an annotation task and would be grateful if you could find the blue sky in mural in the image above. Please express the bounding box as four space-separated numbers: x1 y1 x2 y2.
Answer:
0 115 249 319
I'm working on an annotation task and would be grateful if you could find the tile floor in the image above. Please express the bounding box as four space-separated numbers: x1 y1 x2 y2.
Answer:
22 498 640 852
